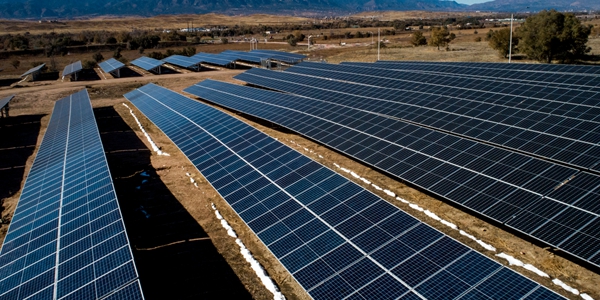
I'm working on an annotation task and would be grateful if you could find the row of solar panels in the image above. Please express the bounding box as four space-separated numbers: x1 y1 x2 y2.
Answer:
124 83 566 300
184 61 600 270
20 61 83 79
0 90 143 299
101 50 306 74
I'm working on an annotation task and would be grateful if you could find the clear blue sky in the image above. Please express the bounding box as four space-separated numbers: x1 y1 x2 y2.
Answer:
454 0 494 4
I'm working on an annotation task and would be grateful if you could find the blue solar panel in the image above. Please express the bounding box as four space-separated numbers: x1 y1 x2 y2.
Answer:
125 83 564 300
99 59 126 74
191 53 236 67
162 55 202 69
251 50 306 61
62 61 83 77
184 79 600 268
0 89 143 299
0 95 14 110
131 56 164 72
221 50 270 64
21 64 46 77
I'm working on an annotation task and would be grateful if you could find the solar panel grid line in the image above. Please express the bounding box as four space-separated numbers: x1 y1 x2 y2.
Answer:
235 69 600 172
127 83 565 299
278 65 600 170
184 80 600 267
342 62 600 93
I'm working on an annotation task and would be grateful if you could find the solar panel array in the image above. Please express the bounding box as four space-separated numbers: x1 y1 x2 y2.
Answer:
185 78 600 268
130 56 164 72
250 49 305 63
341 61 600 93
162 55 202 69
280 62 600 171
62 61 83 77
99 59 126 74
125 83 564 300
0 90 143 299
21 63 46 77
222 50 271 64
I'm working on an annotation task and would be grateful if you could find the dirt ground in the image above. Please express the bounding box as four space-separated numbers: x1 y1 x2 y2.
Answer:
0 14 599 299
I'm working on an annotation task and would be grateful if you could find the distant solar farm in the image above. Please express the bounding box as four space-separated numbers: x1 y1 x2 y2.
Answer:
1 54 599 300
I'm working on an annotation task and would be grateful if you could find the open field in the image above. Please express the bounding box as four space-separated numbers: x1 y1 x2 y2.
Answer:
1 12 600 300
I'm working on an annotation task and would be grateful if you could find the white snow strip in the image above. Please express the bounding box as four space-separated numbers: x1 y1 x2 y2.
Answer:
424 210 441 221
303 147 309 151
383 189 396 197
496 253 524 266
122 103 170 156
211 204 285 300
581 294 594 300
459 230 496 252
318 155 323 158
333 163 340 168
409 203 424 212
523 264 550 278
341 168 351 173
440 219 458 230
360 178 371 185
190 178 195 184
351 172 360 179
553 279 579 295
194 182 198 188
396 197 410 204
371 184 383 191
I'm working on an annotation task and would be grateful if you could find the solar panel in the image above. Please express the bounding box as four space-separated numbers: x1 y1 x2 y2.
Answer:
184 79 600 268
278 63 600 170
99 58 126 74
0 95 14 110
162 55 202 69
251 49 306 60
62 61 83 77
376 60 600 76
130 56 164 72
21 64 46 77
342 61 600 93
222 50 271 64
125 83 564 300
0 89 143 299
191 53 236 67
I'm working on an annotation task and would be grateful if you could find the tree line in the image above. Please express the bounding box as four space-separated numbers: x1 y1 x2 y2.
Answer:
410 10 594 64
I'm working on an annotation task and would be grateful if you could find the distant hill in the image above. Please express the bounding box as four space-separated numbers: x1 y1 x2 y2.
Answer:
0 0 466 19
468 0 600 12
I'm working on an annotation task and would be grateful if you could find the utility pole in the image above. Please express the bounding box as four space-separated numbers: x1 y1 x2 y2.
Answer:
377 28 380 61
509 13 513 63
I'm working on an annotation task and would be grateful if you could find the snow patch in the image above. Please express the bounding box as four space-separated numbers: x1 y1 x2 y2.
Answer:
360 178 371 185
552 279 579 295
122 103 170 156
371 184 383 191
581 294 594 300
211 203 285 300
440 219 458 230
409 203 424 212
341 168 351 173
396 197 410 204
333 163 340 168
459 230 496 252
350 172 360 179
424 210 441 221
318 155 323 158
383 189 395 197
